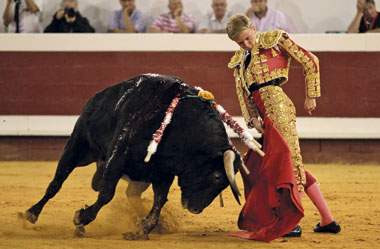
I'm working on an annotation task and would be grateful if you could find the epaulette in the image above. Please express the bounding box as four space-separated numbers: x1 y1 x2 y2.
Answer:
259 30 286 49
228 48 245 69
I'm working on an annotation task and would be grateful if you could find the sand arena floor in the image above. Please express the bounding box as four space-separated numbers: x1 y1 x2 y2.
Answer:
0 161 379 249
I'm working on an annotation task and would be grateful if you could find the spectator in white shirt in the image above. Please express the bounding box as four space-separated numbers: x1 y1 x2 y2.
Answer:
2 0 43 33
246 0 295 33
198 0 233 33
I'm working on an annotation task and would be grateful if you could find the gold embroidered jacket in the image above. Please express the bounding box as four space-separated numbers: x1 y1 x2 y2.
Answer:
228 30 321 125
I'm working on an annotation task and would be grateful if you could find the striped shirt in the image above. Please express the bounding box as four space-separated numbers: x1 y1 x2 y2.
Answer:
151 12 195 33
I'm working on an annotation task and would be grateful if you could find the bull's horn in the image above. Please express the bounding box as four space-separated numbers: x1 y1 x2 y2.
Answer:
224 150 241 205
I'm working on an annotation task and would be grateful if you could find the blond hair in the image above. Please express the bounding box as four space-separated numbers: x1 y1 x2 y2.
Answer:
226 14 252 40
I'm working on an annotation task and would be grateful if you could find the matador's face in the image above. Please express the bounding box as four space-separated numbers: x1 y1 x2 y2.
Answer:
234 27 257 51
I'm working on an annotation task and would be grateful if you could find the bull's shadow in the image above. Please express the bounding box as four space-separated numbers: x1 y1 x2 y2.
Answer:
20 74 243 238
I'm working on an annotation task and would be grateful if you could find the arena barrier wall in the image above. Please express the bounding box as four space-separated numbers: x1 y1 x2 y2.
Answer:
1 34 379 163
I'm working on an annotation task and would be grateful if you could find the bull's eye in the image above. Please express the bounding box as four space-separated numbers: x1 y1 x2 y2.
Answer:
214 172 222 184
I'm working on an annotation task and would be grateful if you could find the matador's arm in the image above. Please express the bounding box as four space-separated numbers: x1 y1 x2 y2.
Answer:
277 33 321 98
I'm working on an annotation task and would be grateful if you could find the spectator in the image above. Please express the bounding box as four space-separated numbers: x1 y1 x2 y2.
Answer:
108 0 146 33
44 0 95 33
148 0 195 33
245 0 295 33
347 0 380 33
198 0 232 33
2 0 44 33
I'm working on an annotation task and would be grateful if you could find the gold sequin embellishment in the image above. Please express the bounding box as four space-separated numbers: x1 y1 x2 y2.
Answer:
259 86 306 191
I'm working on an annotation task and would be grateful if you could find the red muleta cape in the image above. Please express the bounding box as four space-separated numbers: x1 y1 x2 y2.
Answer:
229 117 304 242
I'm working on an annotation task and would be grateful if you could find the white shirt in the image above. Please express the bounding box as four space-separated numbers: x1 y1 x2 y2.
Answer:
6 0 44 33
251 7 295 33
198 11 233 32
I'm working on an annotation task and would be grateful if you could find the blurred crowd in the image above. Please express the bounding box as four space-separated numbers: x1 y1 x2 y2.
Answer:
2 0 380 33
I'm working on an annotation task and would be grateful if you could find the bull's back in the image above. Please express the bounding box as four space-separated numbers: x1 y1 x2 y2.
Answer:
72 74 193 153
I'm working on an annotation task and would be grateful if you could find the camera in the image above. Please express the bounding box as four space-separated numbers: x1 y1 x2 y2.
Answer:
64 8 76 18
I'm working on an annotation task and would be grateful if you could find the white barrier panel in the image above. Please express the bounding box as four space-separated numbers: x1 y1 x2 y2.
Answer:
1 115 380 139
1 33 380 52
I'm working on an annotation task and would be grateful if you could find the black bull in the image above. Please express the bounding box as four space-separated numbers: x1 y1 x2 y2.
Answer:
21 74 242 235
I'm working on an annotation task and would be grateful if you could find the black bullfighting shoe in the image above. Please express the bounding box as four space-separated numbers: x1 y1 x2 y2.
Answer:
282 225 302 237
314 221 341 234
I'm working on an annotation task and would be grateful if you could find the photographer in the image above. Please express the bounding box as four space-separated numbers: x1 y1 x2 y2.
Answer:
2 0 43 33
44 0 95 33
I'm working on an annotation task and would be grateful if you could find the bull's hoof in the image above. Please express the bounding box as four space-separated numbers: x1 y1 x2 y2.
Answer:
73 209 82 226
138 217 158 234
122 232 149 240
74 226 86 237
73 205 94 227
18 211 37 224
73 210 87 237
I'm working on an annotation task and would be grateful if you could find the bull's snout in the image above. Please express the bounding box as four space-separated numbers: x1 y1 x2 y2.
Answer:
188 208 201 214
182 199 202 214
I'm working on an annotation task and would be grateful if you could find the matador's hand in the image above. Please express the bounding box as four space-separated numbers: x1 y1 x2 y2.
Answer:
249 117 264 134
304 96 316 115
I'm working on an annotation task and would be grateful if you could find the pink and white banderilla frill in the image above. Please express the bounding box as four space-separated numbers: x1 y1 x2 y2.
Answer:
144 97 179 163
144 92 265 164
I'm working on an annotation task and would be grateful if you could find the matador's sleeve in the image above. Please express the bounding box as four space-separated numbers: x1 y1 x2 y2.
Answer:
278 33 321 98
229 49 260 127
